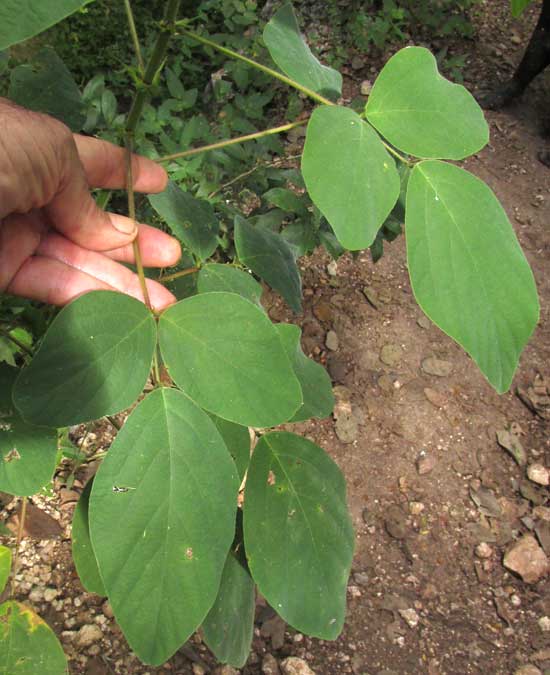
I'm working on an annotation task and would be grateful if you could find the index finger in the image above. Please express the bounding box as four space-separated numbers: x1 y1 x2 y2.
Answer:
73 134 168 193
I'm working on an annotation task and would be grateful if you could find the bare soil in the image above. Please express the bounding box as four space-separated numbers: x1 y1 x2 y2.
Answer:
1 2 550 674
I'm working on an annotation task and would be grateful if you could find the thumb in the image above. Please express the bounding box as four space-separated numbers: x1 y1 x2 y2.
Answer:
45 140 138 252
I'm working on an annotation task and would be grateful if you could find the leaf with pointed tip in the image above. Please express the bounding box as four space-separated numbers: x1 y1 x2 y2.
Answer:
0 364 57 497
148 181 219 261
71 481 106 597
406 160 539 393
159 293 302 427
13 291 156 427
89 388 239 666
365 47 489 160
0 546 11 595
244 432 354 639
0 601 68 675
197 264 263 308
9 48 85 131
0 0 93 50
202 553 255 668
263 2 342 100
235 218 302 312
276 324 334 422
302 106 400 250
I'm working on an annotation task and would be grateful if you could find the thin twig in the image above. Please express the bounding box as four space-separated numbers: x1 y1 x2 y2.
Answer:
10 497 27 596
123 0 145 74
159 267 199 284
156 119 307 164
0 328 32 356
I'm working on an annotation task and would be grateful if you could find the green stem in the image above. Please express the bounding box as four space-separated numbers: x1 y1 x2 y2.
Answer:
123 0 145 74
178 27 334 107
159 266 199 283
10 497 27 596
123 0 181 315
0 327 32 356
156 119 307 163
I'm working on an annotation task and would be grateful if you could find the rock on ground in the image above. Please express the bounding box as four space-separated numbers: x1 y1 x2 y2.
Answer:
280 656 316 675
503 535 550 583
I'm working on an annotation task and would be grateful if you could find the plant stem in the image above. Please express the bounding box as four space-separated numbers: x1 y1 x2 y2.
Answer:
125 136 152 309
0 328 32 356
123 0 145 74
156 119 307 163
106 415 122 431
10 497 27 596
123 0 181 311
159 267 199 283
178 27 334 107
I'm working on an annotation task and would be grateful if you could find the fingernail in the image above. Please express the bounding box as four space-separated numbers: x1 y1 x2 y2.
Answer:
111 214 137 236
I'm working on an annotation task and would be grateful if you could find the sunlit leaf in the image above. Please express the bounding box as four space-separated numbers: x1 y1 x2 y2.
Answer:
302 106 400 250
406 160 539 392
365 47 489 159
197 264 263 308
0 546 11 595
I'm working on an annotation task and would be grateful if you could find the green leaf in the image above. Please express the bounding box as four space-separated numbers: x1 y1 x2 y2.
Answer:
71 481 106 597
0 0 93 50
365 47 489 160
275 324 334 422
159 293 302 427
263 2 342 100
302 106 400 250
208 415 250 482
8 48 85 131
235 218 302 312
0 546 11 595
165 68 185 99
202 553 255 668
0 601 68 675
197 264 263 308
263 188 308 215
0 364 57 497
244 432 354 639
148 181 219 261
100 89 117 125
406 161 539 393
89 388 239 666
14 291 156 427
511 0 531 16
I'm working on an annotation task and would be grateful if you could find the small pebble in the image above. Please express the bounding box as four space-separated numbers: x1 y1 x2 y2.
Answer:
398 608 419 628
527 464 550 486
538 616 550 632
475 542 493 559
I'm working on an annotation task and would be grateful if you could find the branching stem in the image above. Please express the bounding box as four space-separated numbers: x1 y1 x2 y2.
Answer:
159 267 199 283
123 0 145 74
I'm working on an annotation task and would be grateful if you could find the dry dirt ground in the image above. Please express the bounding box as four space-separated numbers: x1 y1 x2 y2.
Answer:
1 3 550 675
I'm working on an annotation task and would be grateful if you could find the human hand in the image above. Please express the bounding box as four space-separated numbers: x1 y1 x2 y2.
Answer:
0 98 180 309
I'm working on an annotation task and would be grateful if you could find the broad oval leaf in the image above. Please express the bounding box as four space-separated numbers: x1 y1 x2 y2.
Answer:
365 47 489 160
71 481 106 597
202 553 255 668
0 364 57 497
13 291 156 427
0 601 68 675
263 2 342 100
159 293 302 427
244 432 354 639
208 414 250 482
148 181 219 261
0 546 11 595
0 0 92 50
234 217 302 313
197 264 263 308
276 324 334 422
406 160 539 393
89 388 239 666
301 106 400 250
